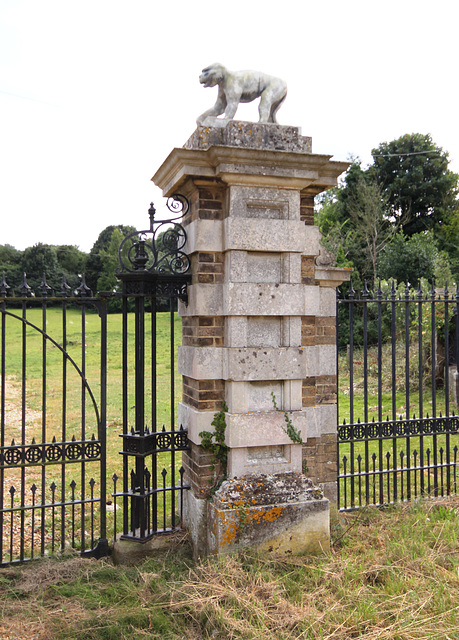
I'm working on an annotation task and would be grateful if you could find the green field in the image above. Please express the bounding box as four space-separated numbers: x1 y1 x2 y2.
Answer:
0 305 183 555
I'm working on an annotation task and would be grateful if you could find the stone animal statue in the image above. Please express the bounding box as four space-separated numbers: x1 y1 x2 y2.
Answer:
197 63 287 126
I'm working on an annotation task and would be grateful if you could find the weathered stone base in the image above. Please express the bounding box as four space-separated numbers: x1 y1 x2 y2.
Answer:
112 531 188 565
208 473 329 556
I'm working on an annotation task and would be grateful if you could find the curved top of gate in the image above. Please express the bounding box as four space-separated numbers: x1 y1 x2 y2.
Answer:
117 195 191 276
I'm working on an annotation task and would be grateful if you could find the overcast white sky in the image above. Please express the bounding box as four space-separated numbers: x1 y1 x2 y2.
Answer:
1 0 458 253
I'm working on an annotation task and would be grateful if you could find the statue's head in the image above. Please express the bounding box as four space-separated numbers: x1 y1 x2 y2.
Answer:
199 63 226 88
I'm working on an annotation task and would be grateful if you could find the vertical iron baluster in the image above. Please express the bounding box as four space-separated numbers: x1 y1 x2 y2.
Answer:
31 484 37 559
377 283 384 505
357 455 362 507
9 486 15 562
151 295 157 533
426 449 431 495
342 456 347 509
417 284 425 495
179 466 185 526
0 302 6 565
348 283 355 508
162 468 167 530
390 281 397 502
431 284 438 495
145 469 151 534
89 478 95 550
38 286 48 562
170 297 176 529
362 283 370 505
454 446 458 494
51 482 56 552
22 298 28 561
372 453 376 505
70 480 76 548
112 474 118 543
413 450 418 498
404 286 411 500
80 304 86 550
386 451 391 503
61 298 67 551
400 451 404 501
99 298 108 548
440 447 444 496
444 285 450 494
122 295 129 536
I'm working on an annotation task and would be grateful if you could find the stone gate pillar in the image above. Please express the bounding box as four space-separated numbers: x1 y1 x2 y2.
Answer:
153 122 350 557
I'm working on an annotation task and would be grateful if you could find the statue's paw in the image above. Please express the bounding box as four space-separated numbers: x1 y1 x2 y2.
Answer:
197 116 230 129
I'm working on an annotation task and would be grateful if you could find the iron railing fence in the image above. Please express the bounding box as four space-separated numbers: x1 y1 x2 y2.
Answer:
0 196 192 565
0 279 108 566
337 282 459 511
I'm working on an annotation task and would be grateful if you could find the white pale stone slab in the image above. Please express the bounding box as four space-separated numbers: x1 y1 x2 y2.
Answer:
228 444 302 476
178 402 216 444
228 185 300 220
179 346 308 381
303 404 338 438
179 284 224 317
303 345 336 377
225 409 308 447
319 287 337 317
178 346 224 380
184 219 224 254
224 346 307 381
223 218 306 253
180 402 338 446
223 283 318 316
247 317 282 347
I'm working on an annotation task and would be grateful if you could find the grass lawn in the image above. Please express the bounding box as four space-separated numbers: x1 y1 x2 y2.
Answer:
1 305 183 556
1 497 459 639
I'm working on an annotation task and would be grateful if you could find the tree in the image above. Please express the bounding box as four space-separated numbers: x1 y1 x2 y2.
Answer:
377 231 452 286
370 133 458 236
55 245 87 289
346 175 394 287
315 161 392 286
85 224 136 293
22 243 61 291
0 244 23 287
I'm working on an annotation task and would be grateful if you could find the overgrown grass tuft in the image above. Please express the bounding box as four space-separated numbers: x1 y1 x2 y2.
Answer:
1 497 459 639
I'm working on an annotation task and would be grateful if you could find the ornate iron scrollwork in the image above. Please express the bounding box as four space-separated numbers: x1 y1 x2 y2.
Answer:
118 194 191 275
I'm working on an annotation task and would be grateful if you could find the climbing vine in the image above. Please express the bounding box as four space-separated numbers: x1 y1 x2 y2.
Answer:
271 392 303 444
199 401 229 474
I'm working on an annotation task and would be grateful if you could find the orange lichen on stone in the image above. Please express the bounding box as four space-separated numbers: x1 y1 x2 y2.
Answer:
262 506 285 522
220 516 240 547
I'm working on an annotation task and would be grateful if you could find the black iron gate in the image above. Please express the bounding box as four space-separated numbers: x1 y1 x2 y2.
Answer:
0 279 108 565
0 196 191 565
111 197 191 542
337 282 459 511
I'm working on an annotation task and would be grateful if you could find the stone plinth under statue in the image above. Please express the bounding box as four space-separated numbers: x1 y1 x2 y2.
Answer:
153 120 350 558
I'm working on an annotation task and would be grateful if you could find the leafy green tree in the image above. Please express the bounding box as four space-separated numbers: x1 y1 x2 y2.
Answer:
436 208 459 282
377 231 451 286
0 244 23 288
370 133 458 236
22 243 61 291
85 225 136 293
316 161 392 286
55 245 87 289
